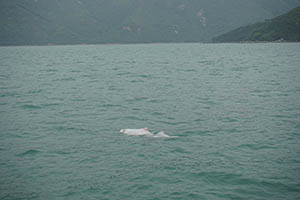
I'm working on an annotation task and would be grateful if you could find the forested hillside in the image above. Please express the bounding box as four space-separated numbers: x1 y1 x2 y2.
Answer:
213 6 300 42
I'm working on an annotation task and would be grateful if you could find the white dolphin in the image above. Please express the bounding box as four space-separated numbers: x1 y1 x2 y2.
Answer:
120 128 152 136
120 128 177 138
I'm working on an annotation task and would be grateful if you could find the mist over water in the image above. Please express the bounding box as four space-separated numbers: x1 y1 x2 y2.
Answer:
0 43 300 199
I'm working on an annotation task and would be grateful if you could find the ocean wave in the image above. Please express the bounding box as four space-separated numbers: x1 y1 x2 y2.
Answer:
17 149 41 157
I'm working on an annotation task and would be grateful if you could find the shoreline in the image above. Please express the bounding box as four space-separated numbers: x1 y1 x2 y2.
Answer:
0 41 299 48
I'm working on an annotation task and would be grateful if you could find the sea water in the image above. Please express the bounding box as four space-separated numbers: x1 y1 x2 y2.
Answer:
0 43 300 199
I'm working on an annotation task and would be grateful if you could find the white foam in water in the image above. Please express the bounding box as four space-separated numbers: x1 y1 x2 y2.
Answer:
120 128 177 138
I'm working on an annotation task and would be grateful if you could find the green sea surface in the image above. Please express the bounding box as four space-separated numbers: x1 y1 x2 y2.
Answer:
0 43 300 200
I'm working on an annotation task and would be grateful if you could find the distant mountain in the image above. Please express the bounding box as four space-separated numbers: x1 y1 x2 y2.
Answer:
1 0 300 45
213 6 300 42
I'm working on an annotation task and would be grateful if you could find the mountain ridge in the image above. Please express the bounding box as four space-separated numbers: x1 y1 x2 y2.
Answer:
1 0 300 45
